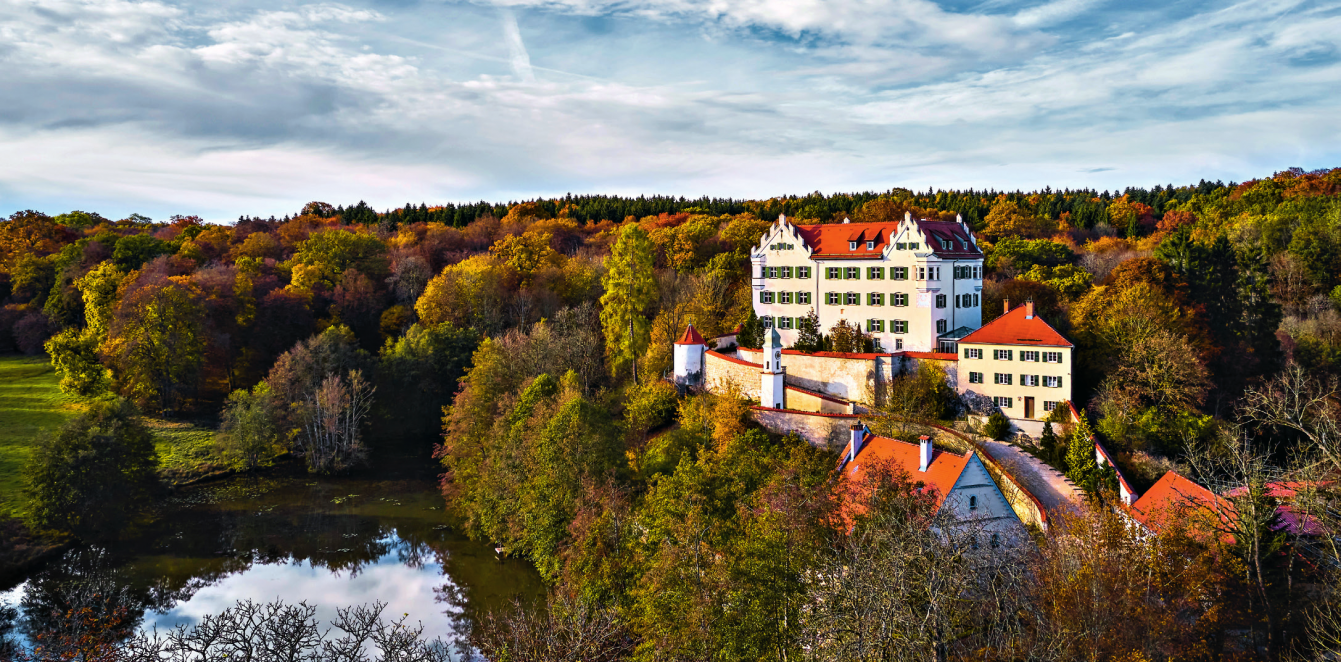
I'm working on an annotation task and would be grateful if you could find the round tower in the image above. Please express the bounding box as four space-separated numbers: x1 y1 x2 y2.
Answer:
673 324 707 387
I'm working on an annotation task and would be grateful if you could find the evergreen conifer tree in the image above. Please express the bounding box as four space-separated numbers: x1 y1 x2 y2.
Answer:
1065 415 1097 482
737 310 764 349
1039 420 1059 466
792 309 827 352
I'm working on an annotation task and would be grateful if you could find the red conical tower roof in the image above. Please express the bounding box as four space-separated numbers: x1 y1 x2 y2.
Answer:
675 324 706 346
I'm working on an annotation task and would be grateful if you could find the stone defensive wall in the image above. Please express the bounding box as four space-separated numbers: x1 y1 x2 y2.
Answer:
704 350 762 399
750 407 862 451
737 348 898 404
899 351 960 389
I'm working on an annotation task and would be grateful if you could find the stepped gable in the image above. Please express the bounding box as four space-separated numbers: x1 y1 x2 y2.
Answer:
842 434 970 509
958 304 1073 348
675 324 706 345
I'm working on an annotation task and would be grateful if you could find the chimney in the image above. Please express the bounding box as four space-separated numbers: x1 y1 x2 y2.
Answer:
919 435 933 472
1003 298 1010 315
849 423 865 462
1026 300 1035 319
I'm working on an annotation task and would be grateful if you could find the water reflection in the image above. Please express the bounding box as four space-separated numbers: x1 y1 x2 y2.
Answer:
0 469 544 653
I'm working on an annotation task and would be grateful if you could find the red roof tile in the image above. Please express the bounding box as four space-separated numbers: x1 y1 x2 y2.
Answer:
1130 471 1235 542
958 304 1073 348
791 218 981 259
842 434 970 510
675 325 706 345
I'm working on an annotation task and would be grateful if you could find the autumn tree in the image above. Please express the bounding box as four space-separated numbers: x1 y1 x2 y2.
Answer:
216 385 282 472
102 272 207 415
982 195 1052 240
600 224 656 382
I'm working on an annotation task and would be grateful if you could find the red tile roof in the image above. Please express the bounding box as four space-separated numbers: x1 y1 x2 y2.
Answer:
1130 471 1235 542
841 434 970 510
675 324 706 346
958 304 1073 348
900 351 960 361
1223 481 1330 536
791 218 981 259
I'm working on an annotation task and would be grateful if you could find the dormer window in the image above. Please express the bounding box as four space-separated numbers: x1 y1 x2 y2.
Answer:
849 241 858 250
865 240 875 250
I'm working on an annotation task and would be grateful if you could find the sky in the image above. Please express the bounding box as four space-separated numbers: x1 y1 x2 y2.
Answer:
0 0 1339 221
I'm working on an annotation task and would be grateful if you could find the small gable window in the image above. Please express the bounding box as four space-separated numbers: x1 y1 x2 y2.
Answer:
866 240 874 250
969 495 978 510
849 241 858 250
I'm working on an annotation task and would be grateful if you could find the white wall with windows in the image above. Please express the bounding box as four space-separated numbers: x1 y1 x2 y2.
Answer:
750 217 984 353
958 341 1072 422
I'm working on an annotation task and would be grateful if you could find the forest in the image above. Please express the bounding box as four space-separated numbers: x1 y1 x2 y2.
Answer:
2 167 1341 660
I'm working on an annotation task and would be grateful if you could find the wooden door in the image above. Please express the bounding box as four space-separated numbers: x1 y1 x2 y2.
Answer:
1024 397 1035 419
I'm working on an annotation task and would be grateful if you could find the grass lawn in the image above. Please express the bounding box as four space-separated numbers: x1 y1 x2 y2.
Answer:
0 355 82 517
0 354 229 517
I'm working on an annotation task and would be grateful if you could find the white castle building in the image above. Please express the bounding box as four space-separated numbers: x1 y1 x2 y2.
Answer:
751 213 984 354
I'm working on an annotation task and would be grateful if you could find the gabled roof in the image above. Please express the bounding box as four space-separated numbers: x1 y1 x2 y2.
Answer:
675 325 706 346
841 434 970 510
782 215 982 260
1130 471 1235 542
958 305 1073 348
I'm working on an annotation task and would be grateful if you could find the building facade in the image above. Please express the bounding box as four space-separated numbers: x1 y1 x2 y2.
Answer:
751 214 984 353
956 301 1073 424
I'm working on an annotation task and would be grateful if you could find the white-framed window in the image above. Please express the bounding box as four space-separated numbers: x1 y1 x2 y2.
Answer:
1021 351 1040 362
994 349 1013 361
1021 374 1039 387
849 241 858 250
766 266 778 278
974 266 981 279
779 291 793 304
1044 376 1062 388
760 291 774 304
892 267 908 280
917 266 927 280
965 348 982 359
798 292 811 305
1043 351 1063 363
993 396 1013 408
827 267 843 279
893 293 908 306
798 266 812 279
892 320 908 333
866 319 885 332
973 294 980 307
845 292 860 305
935 294 947 308
994 373 1012 385
969 371 984 383
868 292 885 306
1043 401 1058 412
778 316 794 330
845 267 860 279
866 240 875 250
826 292 840 305
894 338 904 350
936 320 947 333
867 266 885 279
780 266 793 279
761 315 774 328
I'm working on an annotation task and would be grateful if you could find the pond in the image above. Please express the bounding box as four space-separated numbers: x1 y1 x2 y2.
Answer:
0 445 545 655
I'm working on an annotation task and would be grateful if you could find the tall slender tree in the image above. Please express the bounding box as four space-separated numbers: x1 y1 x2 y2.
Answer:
599 224 656 382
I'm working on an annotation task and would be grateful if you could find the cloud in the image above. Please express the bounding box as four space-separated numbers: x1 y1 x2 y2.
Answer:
499 8 536 83
0 0 1337 219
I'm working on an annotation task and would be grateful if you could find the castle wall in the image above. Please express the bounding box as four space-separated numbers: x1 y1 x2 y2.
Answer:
751 407 860 452
739 348 895 404
704 350 761 399
784 385 851 414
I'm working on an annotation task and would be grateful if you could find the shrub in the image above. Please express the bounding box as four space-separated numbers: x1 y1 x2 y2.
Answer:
23 397 159 539
983 412 1012 441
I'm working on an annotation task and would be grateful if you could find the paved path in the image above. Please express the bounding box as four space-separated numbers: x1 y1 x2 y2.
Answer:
978 439 1083 516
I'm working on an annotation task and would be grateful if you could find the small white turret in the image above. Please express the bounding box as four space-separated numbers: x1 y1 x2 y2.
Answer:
761 327 786 409
672 324 707 387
